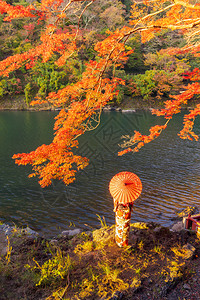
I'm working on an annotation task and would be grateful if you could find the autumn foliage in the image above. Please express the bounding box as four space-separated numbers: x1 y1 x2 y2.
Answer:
0 0 200 186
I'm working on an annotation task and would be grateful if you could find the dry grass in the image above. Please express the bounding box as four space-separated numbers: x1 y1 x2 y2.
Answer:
0 223 200 300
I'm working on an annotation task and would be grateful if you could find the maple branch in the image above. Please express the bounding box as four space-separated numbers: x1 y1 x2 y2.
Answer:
70 0 200 138
188 29 200 37
5 0 200 186
139 3 175 24
130 1 200 34
54 0 74 26
84 109 102 131
118 119 170 156
165 20 200 30
174 0 200 10
75 0 94 40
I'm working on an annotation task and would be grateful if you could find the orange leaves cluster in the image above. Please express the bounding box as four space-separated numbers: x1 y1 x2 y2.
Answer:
153 1 200 30
13 66 122 187
40 28 77 64
119 69 200 156
0 27 76 77
1 0 200 185
184 68 200 81
179 104 200 141
119 0 200 158
152 81 200 118
0 0 85 23
118 148 133 156
44 60 124 109
11 25 128 186
95 27 133 62
140 30 157 44
152 78 200 142
13 142 89 187
41 0 64 10
129 0 200 44
40 29 130 110
118 124 167 156
12 103 92 187
0 0 36 21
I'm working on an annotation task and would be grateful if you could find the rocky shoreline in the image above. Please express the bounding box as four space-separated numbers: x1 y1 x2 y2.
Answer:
0 206 200 299
0 98 142 112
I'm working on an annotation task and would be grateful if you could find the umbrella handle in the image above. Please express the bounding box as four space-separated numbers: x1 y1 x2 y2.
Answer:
114 202 133 212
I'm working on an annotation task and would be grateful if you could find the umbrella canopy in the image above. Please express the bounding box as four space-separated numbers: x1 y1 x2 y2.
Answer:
109 171 142 210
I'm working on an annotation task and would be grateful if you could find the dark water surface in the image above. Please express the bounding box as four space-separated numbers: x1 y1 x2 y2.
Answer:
0 110 200 237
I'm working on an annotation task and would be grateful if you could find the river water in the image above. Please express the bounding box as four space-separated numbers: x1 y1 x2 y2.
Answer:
0 110 200 237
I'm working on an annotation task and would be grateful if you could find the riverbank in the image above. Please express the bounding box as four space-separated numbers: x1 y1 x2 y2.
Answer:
0 96 153 111
0 94 198 112
0 208 200 300
0 95 54 111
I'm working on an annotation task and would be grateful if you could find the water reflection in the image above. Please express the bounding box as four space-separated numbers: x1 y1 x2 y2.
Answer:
0 110 200 236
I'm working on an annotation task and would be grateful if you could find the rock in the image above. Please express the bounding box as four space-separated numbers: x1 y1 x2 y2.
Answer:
0 224 14 236
170 221 184 232
160 280 179 297
4 227 13 236
0 231 8 256
22 227 39 237
0 224 4 231
122 109 136 113
93 226 115 244
1 247 8 256
0 224 39 238
182 243 196 260
50 239 58 245
103 106 116 112
61 228 81 237
183 283 191 290
153 226 162 233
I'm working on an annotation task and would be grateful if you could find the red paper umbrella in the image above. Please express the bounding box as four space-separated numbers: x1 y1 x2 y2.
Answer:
109 171 142 210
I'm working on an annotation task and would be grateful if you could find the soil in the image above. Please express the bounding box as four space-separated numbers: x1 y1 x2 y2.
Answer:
0 221 200 300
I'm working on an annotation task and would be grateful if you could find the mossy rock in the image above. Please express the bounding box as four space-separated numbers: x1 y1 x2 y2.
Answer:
92 226 115 245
